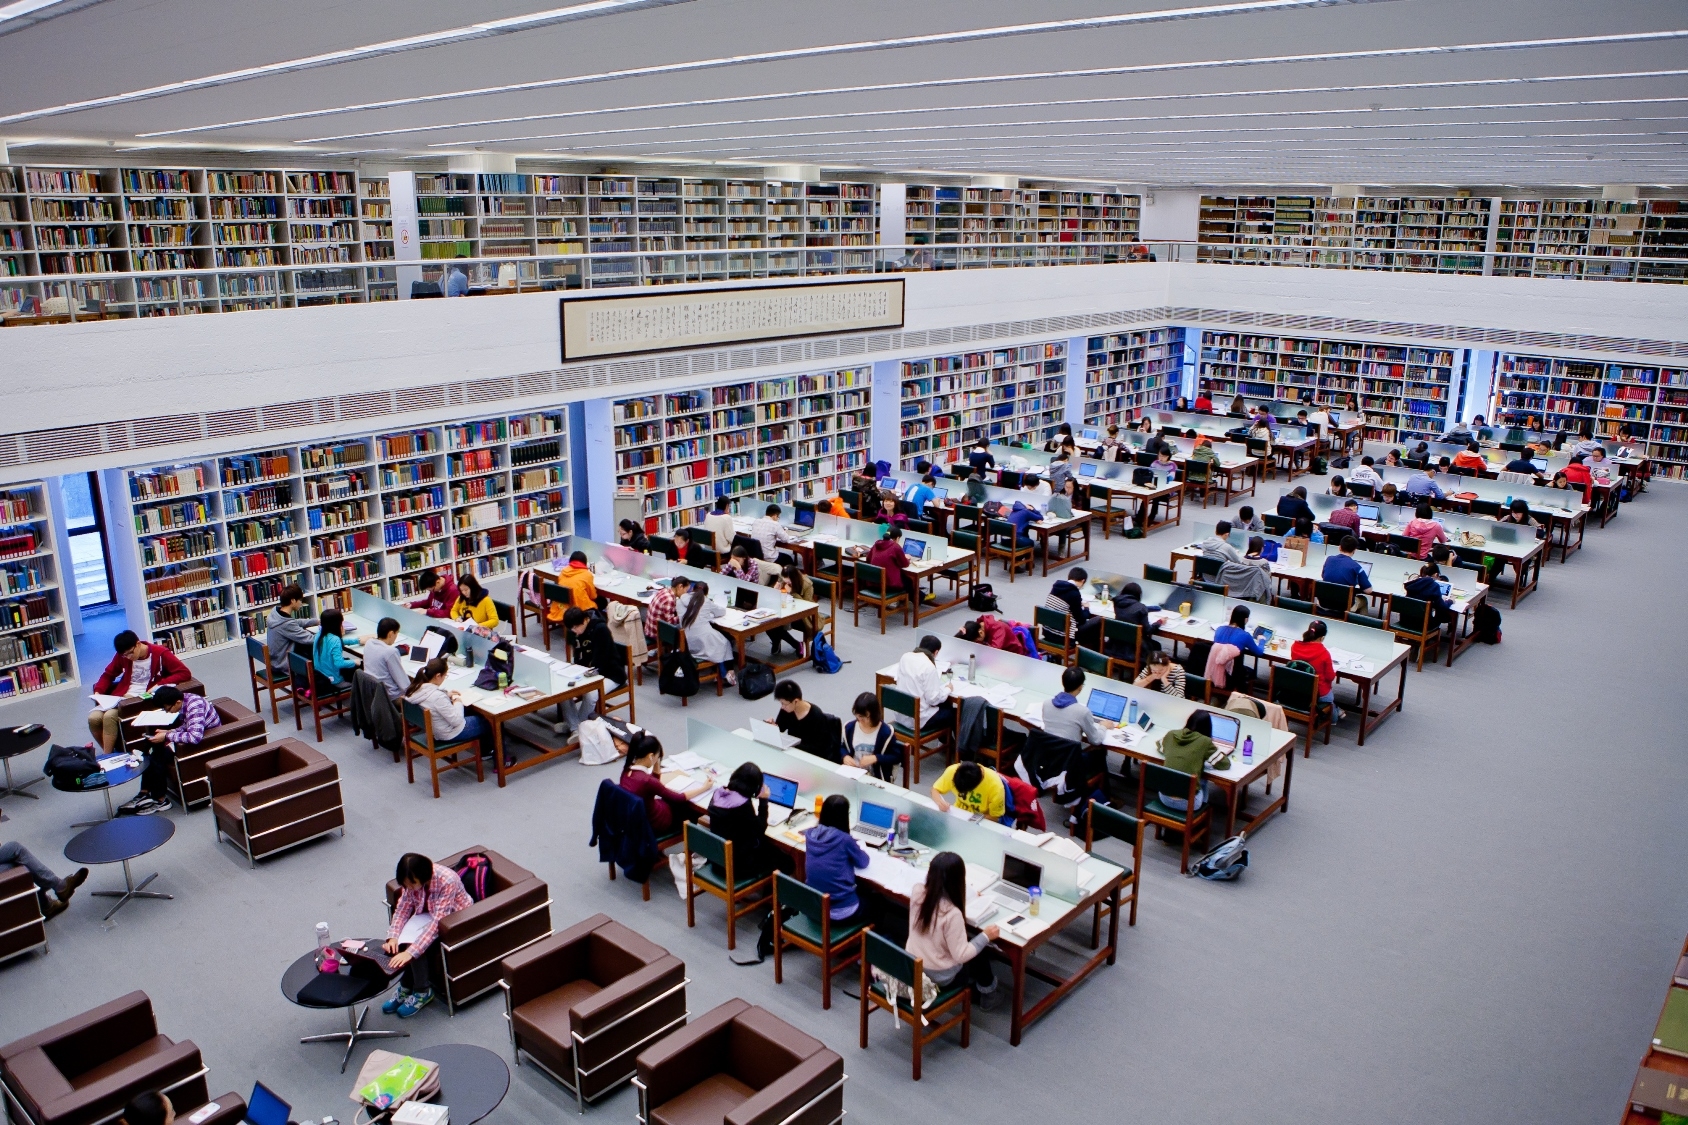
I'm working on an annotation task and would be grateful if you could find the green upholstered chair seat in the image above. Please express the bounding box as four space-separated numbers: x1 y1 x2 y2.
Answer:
781 911 866 948
1144 796 1196 824
869 977 966 1013
697 862 768 892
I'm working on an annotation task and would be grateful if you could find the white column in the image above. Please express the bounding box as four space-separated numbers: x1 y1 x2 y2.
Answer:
390 171 422 298
879 182 906 267
581 397 616 540
1482 197 1501 276
870 359 901 470
1065 336 1088 428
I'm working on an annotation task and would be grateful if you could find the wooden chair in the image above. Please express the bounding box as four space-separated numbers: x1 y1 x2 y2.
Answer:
813 541 844 596
571 638 636 725
853 561 910 634
1096 488 1134 539
287 652 351 742
1262 513 1294 535
1137 762 1211 874
656 620 721 705
858 930 970 1082
647 534 680 561
1193 579 1228 596
1345 609 1387 630
1184 671 1211 704
516 569 547 637
1076 645 1111 681
684 529 723 571
810 574 838 646
1103 619 1145 680
984 518 1033 581
1387 532 1423 558
1192 554 1224 582
1084 801 1144 940
1277 593 1316 614
1143 563 1177 584
1347 481 1374 499
926 533 974 605
1183 460 1216 508
245 637 293 723
772 873 868 1011
1034 606 1074 665
1268 664 1331 757
1313 580 1356 618
970 704 1021 775
401 698 485 798
879 684 950 786
1390 595 1442 670
683 822 772 951
540 580 570 649
952 503 983 538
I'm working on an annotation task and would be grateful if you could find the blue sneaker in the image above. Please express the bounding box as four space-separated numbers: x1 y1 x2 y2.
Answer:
396 988 433 1018
381 988 408 1015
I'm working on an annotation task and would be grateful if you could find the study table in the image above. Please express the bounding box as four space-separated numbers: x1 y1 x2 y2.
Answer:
1084 573 1412 746
342 591 607 788
1087 413 1320 478
1170 522 1491 666
979 443 1183 537
1247 405 1367 454
1356 464 1589 561
530 535 820 675
914 477 1095 575
673 719 1125 1047
1002 436 1257 508
871 635 1299 835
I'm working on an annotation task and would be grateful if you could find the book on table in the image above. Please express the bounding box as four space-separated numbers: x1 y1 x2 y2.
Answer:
1653 988 1688 1059
1629 1066 1688 1115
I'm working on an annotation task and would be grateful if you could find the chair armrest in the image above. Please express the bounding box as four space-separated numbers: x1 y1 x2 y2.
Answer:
726 1051 843 1125
572 955 685 1038
205 746 278 798
241 759 337 811
4 991 156 1061
437 877 548 947
500 928 591 1011
195 715 267 753
635 999 744 1109
36 1040 203 1125
178 1092 246 1125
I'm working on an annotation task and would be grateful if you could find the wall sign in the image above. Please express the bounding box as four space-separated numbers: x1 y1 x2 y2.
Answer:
559 278 905 361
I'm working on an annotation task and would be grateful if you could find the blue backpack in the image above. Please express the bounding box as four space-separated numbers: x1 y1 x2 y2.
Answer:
811 634 844 674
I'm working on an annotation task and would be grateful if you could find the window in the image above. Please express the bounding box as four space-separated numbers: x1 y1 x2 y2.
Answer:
60 472 114 610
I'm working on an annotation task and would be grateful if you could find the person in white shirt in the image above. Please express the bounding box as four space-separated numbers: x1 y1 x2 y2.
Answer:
362 617 409 700
1308 406 1333 430
1349 456 1384 488
894 635 954 735
750 504 787 563
1022 474 1052 504
698 497 737 553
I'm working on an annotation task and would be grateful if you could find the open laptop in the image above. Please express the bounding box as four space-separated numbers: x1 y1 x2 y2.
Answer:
793 507 816 529
851 800 897 846
242 1084 290 1125
882 479 903 494
1207 712 1241 752
1087 688 1128 724
1355 502 1381 522
1078 462 1098 477
734 587 759 612
934 487 949 499
985 854 1043 911
762 773 800 826
902 538 927 560
1080 428 1099 441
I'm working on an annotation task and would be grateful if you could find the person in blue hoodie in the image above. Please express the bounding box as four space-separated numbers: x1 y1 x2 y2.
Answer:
803 795 871 925
1006 498 1039 547
1211 604 1265 692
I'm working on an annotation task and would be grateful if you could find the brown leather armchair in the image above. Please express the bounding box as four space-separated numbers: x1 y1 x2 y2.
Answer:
163 697 269 809
633 999 844 1125
0 992 208 1125
0 865 47 967
208 738 345 866
501 913 687 1111
116 679 203 750
385 846 551 1013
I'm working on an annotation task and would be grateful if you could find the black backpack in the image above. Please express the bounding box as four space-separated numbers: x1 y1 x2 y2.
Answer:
968 584 999 612
658 649 700 697
453 851 493 901
44 743 101 791
737 661 776 700
1474 604 1502 644
980 500 1004 518
1310 456 1329 475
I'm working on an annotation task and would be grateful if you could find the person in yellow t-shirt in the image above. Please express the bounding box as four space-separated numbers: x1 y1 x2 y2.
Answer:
930 761 1006 821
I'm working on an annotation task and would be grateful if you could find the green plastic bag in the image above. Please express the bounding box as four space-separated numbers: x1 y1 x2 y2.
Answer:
358 1057 430 1109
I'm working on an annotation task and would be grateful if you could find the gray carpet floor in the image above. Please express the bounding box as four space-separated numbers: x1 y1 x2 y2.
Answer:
0 478 1683 1125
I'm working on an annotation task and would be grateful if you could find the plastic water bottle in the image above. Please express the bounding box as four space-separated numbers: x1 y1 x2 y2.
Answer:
895 813 911 847
1128 698 1138 724
1027 886 1042 917
1242 736 1253 762
1504 495 1513 507
968 654 977 683
315 922 331 952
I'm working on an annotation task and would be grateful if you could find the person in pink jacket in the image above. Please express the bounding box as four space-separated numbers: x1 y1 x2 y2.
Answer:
906 851 1001 1004
382 852 472 1017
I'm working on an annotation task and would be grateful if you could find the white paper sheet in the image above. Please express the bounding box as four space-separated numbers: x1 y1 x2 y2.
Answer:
127 710 177 728
397 912 433 946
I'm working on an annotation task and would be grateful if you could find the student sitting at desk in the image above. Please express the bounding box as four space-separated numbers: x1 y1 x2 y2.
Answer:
264 584 318 675
706 762 793 877
363 617 409 701
844 692 899 779
643 575 691 644
88 630 192 753
120 685 221 816
866 525 913 598
1349 456 1384 488
766 565 813 660
383 851 473 1018
909 852 1001 1003
1283 515 1315 557
620 733 703 837
1004 501 1039 564
551 551 599 611
1194 387 1214 412
967 437 996 475
1403 469 1445 501
618 519 651 553
1383 448 1404 468
1101 424 1124 454
773 681 839 760
1320 536 1373 591
751 504 785 562
406 658 499 763
1325 499 1360 536
1585 446 1616 485
1378 482 1401 507
1220 537 1273 603
408 569 459 619
1289 620 1344 722
1021 473 1052 504
699 496 737 553
821 495 848 518
1503 450 1542 476
1499 499 1544 529
1135 416 1157 435
1276 487 1315 523
1200 520 1243 564
1404 562 1458 629
1233 505 1263 532
1044 452 1073 494
1158 711 1225 812
680 581 737 687
964 474 989 505
1049 476 1079 520
313 608 358 688
1402 503 1448 559
722 544 767 585
905 474 938 517
896 635 954 733
1150 447 1179 480
1228 394 1248 416
930 760 1008 822
1042 666 1105 745
451 572 501 629
1453 442 1488 472
1110 582 1162 652
1044 567 1092 627
563 605 627 703
1327 475 1348 498
804 795 871 925
1434 455 1455 476
1213 603 1264 663
1133 650 1185 697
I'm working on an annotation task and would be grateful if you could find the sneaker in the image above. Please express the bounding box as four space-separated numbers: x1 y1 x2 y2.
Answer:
134 796 172 815
382 988 409 1015
116 796 146 815
396 988 434 1018
58 869 88 901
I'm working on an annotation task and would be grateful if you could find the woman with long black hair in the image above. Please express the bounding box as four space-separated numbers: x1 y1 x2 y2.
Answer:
906 851 1000 1002
680 580 736 686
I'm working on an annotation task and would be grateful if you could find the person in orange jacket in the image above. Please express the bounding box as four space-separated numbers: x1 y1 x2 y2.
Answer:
551 550 599 612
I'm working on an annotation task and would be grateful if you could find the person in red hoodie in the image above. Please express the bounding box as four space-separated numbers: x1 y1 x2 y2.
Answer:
407 568 458 619
88 630 191 752
1563 454 1594 503
865 526 914 601
1289 619 1344 723
619 734 703 838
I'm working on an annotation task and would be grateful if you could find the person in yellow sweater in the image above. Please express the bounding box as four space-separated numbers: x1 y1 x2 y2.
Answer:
451 572 500 628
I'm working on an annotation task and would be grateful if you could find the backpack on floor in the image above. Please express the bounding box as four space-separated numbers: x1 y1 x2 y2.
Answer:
453 851 493 901
968 584 999 613
811 634 844 674
659 649 701 697
1310 456 1328 475
1190 834 1249 881
1474 604 1502 644
738 661 776 700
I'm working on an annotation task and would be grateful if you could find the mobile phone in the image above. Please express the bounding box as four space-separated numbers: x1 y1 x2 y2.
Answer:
1005 915 1026 926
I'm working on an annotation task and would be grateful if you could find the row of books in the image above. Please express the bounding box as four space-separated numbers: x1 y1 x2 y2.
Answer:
1627 934 1688 1121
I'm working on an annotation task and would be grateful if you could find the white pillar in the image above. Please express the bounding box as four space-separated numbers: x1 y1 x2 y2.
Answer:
390 171 422 298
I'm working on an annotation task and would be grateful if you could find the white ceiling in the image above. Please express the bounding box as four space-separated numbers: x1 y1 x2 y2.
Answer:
2 0 1686 187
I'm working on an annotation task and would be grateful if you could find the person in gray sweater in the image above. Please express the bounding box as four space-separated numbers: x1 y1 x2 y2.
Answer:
362 617 409 700
1040 666 1104 745
265 584 317 671
1199 520 1243 564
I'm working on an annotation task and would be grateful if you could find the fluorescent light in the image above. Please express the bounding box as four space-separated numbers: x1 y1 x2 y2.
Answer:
0 0 64 20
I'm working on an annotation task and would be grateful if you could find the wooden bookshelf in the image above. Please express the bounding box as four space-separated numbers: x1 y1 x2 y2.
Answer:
119 410 570 651
611 368 871 534
1492 354 1688 479
1198 194 1489 274
1083 328 1186 428
898 342 1067 470
0 481 76 702
901 185 1141 258
1493 199 1688 282
1198 331 1453 443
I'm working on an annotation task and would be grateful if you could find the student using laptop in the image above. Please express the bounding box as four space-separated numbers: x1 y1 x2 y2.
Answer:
765 565 813 660
907 851 1001 1005
1402 502 1449 559
383 851 473 1018
930 760 1008 822
706 762 794 878
751 503 786 562
802 794 872 925
904 474 938 517
1158 711 1227 813
773 681 839 760
1320 535 1373 591
1042 666 1105 745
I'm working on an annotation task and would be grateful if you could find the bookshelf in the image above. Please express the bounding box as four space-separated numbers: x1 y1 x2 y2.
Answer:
1198 331 1453 444
900 185 1141 255
1492 199 1688 282
1082 328 1186 428
898 342 1067 470
358 176 396 302
611 368 871 534
0 481 76 702
1491 354 1688 480
119 409 570 652
1198 194 1489 273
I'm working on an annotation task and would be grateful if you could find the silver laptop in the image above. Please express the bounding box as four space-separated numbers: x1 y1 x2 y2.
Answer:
987 854 1043 910
851 800 897 845
763 773 800 827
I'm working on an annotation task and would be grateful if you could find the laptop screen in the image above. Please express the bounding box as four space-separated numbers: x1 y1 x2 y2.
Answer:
1087 688 1128 723
935 487 949 499
999 470 1023 490
1081 428 1099 441
794 507 815 528
1079 463 1097 477
1207 713 1241 750
763 774 799 808
734 587 759 611
1531 457 1549 472
1002 853 1043 891
1355 503 1381 522
883 479 902 493
246 1084 290 1125
858 801 896 832
901 538 927 559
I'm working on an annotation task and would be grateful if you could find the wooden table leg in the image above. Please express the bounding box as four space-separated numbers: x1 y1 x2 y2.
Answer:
494 717 507 788
1007 943 1027 1047
1106 883 1121 965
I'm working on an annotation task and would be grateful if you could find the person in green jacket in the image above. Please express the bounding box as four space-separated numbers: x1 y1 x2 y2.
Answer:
1157 710 1229 812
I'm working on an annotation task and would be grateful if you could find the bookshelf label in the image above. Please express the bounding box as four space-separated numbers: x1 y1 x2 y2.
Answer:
560 279 904 360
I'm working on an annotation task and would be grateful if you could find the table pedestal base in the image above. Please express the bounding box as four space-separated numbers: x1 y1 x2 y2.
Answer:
74 789 119 829
0 756 42 800
301 1003 409 1072
91 859 170 921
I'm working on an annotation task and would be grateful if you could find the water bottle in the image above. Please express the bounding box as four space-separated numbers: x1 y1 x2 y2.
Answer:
895 813 910 847
315 921 331 952
1242 735 1253 762
968 653 977 683
1128 698 1138 724
1027 886 1042 917
1504 495 1513 507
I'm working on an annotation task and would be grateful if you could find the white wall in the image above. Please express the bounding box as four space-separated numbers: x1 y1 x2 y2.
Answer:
1139 191 1202 244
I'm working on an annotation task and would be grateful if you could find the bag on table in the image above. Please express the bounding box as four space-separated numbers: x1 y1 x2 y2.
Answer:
351 1050 439 1111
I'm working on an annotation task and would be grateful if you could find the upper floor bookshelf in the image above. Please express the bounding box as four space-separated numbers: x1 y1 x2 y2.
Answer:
1491 354 1688 479
1491 199 1688 282
1082 328 1185 429
901 185 1140 259
611 368 871 534
898 342 1067 470
0 481 76 703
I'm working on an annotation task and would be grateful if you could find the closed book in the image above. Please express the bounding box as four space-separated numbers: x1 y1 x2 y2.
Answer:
1631 1067 1688 1115
1675 956 1688 988
1653 989 1688 1059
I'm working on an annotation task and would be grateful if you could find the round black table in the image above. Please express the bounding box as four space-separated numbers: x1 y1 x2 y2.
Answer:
71 757 146 827
412 1044 508 1125
0 724 50 802
281 941 407 1073
63 815 174 922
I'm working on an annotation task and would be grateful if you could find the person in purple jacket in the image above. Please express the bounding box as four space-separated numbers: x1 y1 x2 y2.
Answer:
802 795 871 924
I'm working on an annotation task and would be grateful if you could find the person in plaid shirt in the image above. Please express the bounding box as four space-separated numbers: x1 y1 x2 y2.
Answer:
382 853 472 1017
120 685 222 816
643 574 692 643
